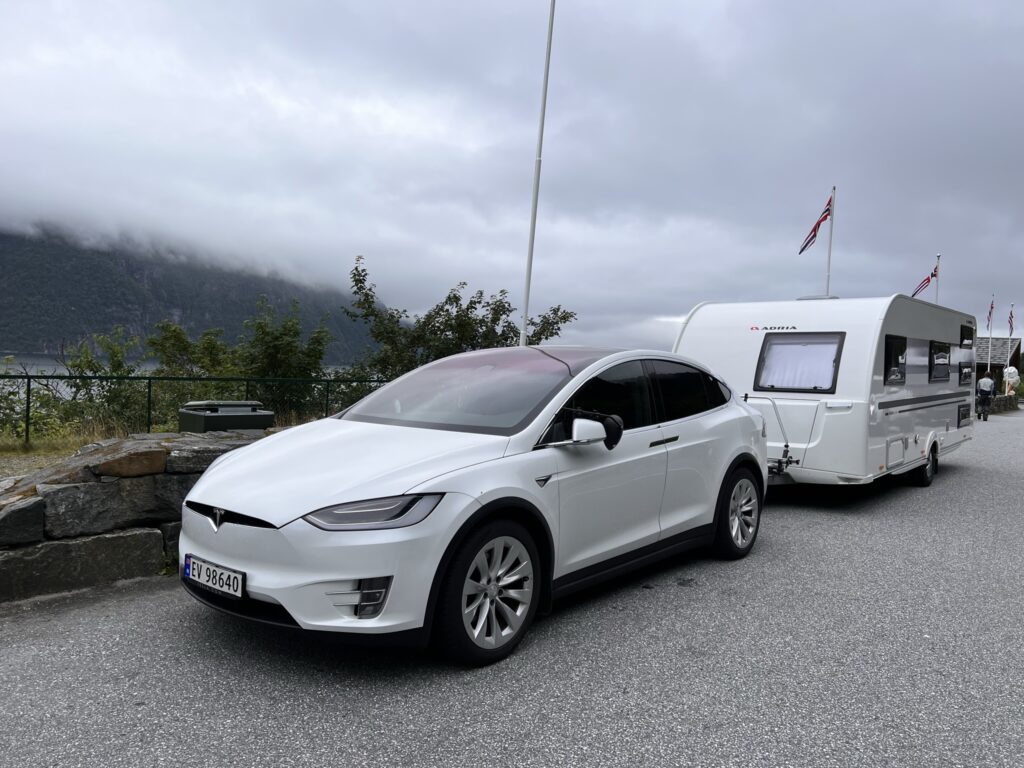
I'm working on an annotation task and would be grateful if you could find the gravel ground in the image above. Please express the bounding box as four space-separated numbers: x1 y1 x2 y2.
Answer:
1 412 1022 767
0 450 69 480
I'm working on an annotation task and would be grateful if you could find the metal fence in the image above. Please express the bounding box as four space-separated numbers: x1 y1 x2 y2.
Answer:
0 373 381 443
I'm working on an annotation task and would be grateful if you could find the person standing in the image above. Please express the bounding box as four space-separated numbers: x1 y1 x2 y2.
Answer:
977 370 996 421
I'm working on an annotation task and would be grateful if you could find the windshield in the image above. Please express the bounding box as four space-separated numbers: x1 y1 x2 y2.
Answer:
342 348 573 435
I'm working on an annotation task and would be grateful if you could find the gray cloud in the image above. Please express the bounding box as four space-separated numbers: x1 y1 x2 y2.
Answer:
1 0 1022 350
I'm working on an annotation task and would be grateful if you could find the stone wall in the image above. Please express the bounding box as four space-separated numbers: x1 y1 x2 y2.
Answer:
0 431 267 602
989 394 1019 413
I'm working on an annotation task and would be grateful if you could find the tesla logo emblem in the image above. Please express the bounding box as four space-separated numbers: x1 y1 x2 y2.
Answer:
212 507 225 531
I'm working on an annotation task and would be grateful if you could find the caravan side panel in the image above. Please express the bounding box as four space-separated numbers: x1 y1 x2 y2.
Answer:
869 298 974 474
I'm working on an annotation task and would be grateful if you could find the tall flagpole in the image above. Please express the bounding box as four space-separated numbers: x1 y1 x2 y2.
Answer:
519 0 557 347
1008 303 1015 369
825 185 836 296
988 294 994 371
934 253 941 304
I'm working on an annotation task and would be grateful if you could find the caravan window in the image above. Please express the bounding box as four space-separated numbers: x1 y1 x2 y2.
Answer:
884 336 907 385
754 332 845 394
959 363 973 386
960 325 974 347
929 342 950 382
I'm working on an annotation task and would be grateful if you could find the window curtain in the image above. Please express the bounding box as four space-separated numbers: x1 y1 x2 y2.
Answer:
758 336 840 390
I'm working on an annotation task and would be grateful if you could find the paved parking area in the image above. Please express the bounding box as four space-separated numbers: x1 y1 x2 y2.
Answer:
2 413 1023 767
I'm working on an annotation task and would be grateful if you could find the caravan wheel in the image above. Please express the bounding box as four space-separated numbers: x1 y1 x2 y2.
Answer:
912 446 938 487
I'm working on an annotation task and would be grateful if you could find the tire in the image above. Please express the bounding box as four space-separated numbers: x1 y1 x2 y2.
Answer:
435 520 540 666
912 446 938 487
713 467 762 560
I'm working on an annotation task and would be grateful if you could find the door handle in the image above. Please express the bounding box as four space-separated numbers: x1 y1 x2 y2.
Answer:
649 436 679 448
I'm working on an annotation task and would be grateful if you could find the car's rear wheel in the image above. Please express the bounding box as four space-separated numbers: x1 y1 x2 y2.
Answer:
435 520 539 666
714 468 761 559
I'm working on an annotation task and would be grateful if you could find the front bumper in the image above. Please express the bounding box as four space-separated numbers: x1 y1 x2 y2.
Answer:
178 492 479 633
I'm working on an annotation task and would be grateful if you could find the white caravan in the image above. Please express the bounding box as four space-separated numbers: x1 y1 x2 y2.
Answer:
673 295 975 485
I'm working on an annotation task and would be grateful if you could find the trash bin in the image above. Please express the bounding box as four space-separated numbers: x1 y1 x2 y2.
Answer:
178 401 275 433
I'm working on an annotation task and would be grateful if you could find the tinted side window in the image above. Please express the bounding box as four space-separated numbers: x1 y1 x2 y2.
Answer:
704 372 730 408
929 341 950 382
565 361 654 430
651 361 709 421
959 362 973 386
884 335 907 384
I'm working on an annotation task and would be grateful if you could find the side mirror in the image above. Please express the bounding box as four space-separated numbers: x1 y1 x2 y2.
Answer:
601 415 624 450
544 413 625 450
571 418 606 445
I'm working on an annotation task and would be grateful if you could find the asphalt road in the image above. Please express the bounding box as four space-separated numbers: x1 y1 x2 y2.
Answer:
2 413 1023 767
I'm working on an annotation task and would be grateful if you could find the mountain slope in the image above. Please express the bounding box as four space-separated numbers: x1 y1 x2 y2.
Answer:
0 231 373 364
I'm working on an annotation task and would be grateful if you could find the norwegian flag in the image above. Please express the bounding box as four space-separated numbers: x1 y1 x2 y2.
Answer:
798 194 833 255
986 296 995 331
1010 305 1015 337
911 265 939 298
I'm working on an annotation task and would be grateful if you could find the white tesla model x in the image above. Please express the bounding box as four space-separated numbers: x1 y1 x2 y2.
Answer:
180 346 767 665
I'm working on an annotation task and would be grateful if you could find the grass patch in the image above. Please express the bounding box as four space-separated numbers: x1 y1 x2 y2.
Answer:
0 435 86 457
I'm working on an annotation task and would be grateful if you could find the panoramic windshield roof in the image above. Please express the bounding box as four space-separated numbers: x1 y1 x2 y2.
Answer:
537 346 622 375
342 347 576 435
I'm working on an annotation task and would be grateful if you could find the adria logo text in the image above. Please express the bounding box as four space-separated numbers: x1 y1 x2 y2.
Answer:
749 325 797 331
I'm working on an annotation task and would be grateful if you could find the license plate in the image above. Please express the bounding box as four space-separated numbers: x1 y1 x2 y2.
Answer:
184 554 245 599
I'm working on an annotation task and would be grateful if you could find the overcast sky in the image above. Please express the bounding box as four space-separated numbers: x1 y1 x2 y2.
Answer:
1 1 1022 347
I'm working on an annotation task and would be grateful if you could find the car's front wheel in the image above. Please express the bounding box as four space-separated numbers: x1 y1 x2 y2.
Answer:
714 467 762 559
435 520 540 666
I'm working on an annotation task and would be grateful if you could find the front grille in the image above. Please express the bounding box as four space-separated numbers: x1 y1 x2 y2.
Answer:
185 500 277 529
182 579 299 627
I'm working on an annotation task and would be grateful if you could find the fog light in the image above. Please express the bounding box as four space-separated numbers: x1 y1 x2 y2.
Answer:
356 577 392 618
325 576 393 618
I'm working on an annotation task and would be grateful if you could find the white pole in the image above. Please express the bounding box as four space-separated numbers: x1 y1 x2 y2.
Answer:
934 253 941 304
988 295 994 372
1008 303 1014 370
519 0 557 347
825 185 835 296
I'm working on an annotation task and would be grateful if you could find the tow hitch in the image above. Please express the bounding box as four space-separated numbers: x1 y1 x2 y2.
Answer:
745 392 799 477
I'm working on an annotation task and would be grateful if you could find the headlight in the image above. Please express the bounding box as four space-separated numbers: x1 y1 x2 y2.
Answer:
303 494 443 531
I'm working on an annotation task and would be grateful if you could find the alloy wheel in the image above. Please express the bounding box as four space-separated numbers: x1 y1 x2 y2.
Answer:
461 535 534 650
728 478 759 549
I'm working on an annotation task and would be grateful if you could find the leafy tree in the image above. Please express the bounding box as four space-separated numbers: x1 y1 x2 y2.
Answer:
232 297 331 415
146 298 331 417
145 299 330 380
236 297 331 380
63 326 140 379
51 327 146 435
147 321 239 377
343 256 577 382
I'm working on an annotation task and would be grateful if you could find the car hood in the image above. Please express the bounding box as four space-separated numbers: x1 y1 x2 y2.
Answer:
186 418 509 526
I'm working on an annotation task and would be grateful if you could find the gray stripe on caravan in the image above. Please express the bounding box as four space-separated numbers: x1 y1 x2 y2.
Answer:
879 390 972 410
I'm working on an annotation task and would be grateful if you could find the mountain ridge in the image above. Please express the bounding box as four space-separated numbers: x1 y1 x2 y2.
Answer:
0 230 373 365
